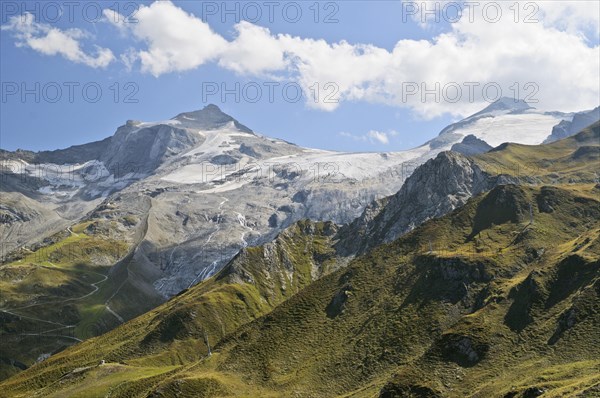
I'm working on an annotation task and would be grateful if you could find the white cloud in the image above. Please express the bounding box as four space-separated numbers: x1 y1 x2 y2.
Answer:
6 1 598 118
402 0 600 36
102 9 129 34
537 1 600 38
276 36 391 111
298 0 599 116
339 131 363 141
120 1 228 76
367 130 390 145
105 1 597 115
2 13 114 68
339 130 398 145
120 47 139 72
218 21 288 76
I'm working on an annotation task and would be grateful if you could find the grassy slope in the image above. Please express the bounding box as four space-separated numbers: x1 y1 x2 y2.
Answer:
0 220 343 397
4 183 598 398
0 220 132 379
473 121 599 184
1 127 599 397
199 184 599 398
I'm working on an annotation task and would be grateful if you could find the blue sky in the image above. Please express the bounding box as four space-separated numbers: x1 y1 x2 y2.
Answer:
1 1 599 152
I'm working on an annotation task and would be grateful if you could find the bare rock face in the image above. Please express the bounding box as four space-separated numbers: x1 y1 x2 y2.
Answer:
381 152 490 240
173 104 254 133
441 334 489 367
101 124 204 175
451 134 493 156
337 151 498 254
544 106 599 143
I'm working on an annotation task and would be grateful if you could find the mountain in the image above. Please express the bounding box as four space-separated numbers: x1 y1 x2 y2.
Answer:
0 102 593 381
0 104 427 380
0 98 574 244
469 96 532 117
544 106 600 143
2 125 598 397
431 97 570 148
335 150 495 255
337 121 600 256
0 99 571 259
450 134 493 155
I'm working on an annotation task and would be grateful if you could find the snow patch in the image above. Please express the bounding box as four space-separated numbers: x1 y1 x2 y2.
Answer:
452 113 564 147
136 119 181 128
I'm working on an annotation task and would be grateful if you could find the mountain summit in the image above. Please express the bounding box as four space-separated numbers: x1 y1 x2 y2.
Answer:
100 104 253 174
433 97 570 148
473 97 533 116
172 104 253 133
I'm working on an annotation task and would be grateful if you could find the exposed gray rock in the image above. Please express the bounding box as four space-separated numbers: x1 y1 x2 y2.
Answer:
451 134 493 155
441 334 489 367
173 104 253 133
210 154 239 165
100 123 203 174
469 97 532 118
337 151 499 254
545 106 599 143
0 138 111 164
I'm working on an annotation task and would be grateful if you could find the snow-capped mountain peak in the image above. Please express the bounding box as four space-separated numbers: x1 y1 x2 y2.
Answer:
172 104 253 133
433 97 572 148
475 97 532 115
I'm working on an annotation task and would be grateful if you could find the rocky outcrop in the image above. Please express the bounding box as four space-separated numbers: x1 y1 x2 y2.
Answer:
373 151 492 243
451 134 493 155
0 138 111 164
544 106 600 143
173 104 253 133
100 123 203 175
440 334 489 367
337 151 499 254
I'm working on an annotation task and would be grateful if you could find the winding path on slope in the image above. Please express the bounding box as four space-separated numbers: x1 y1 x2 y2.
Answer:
0 263 108 342
0 206 152 340
8 267 108 311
